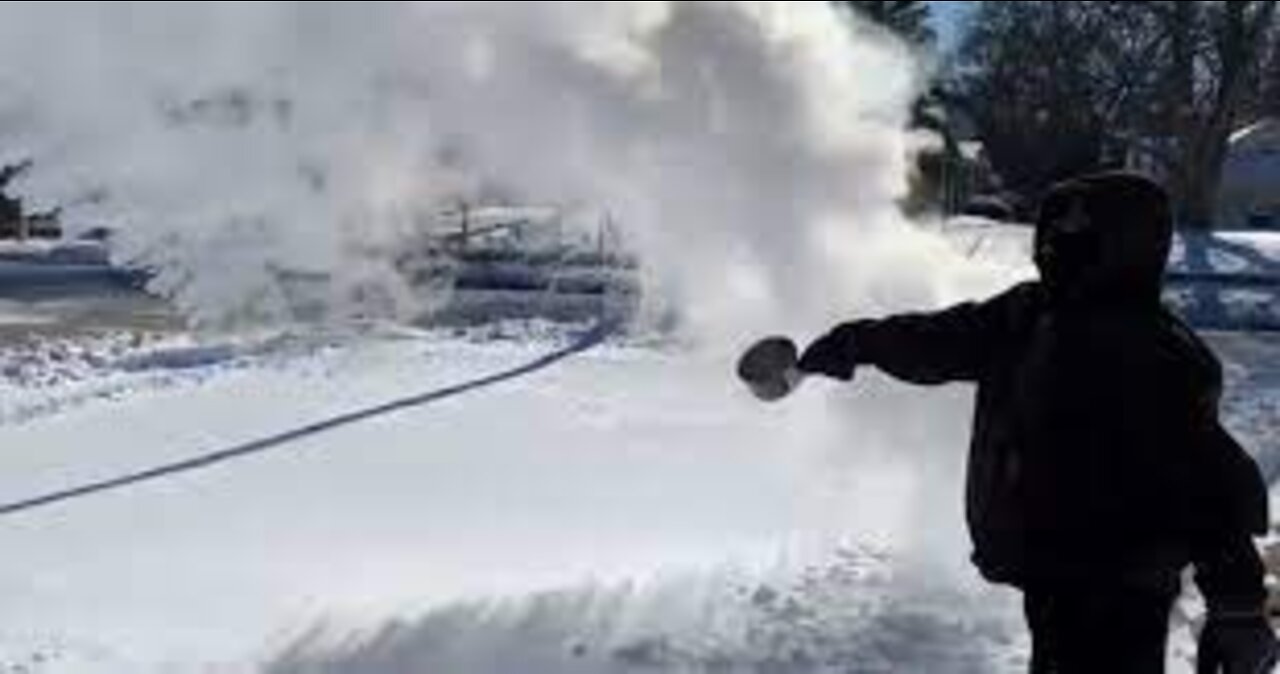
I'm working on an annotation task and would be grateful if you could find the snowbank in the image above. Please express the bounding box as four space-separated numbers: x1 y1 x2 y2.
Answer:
939 218 1280 330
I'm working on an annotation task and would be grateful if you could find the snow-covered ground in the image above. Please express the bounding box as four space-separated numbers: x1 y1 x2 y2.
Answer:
940 217 1280 331
0 233 1274 673
0 321 1016 674
0 319 1272 673
939 216 1280 279
5 1 1270 669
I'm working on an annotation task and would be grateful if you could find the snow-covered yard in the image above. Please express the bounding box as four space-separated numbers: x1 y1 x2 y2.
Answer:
940 218 1280 331
0 230 1274 673
0 314 1272 673
0 322 1005 673
4 1 1273 670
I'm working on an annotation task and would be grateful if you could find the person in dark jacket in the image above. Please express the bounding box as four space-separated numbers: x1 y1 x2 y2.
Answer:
798 172 1276 673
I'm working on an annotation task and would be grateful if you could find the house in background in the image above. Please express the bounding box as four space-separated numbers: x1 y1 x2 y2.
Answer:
1122 118 1280 230
907 103 1004 218
1218 117 1280 230
0 196 62 240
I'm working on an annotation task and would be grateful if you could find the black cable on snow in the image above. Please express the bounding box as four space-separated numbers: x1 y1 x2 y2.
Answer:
0 320 614 519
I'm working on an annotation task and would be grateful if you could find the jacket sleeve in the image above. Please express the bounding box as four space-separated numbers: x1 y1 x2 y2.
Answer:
1176 326 1271 613
1192 422 1270 613
841 282 1038 385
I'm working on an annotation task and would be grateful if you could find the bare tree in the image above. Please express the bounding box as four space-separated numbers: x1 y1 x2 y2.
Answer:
836 0 935 46
956 2 1131 196
1165 1 1278 227
955 1 1278 226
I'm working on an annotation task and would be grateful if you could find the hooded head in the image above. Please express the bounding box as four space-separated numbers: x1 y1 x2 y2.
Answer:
1034 172 1172 308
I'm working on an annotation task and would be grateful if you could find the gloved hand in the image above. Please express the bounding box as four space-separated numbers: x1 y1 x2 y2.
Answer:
797 323 860 382
1197 612 1279 674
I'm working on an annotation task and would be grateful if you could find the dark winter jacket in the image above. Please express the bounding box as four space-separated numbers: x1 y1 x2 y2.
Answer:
830 174 1269 607
842 284 1266 602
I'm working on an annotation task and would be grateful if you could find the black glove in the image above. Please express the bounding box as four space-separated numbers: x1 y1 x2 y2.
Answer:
797 323 860 382
1197 612 1279 674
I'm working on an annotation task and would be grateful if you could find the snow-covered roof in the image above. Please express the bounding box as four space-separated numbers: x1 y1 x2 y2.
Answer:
1229 117 1280 153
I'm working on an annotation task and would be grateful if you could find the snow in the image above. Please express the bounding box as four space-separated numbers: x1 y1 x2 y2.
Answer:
1170 231 1280 277
939 218 1280 330
0 312 1272 673
0 241 111 267
939 217 1280 279
0 325 958 671
0 230 1273 673
1218 333 1280 483
0 0 1266 668
267 549 1025 674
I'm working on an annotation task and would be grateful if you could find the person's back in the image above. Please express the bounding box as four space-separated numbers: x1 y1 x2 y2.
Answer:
795 172 1275 673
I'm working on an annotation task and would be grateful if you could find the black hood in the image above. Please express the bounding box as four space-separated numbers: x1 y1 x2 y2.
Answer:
1034 172 1172 307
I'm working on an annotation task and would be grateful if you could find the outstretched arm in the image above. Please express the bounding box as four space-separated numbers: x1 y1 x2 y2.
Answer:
798 282 1038 385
